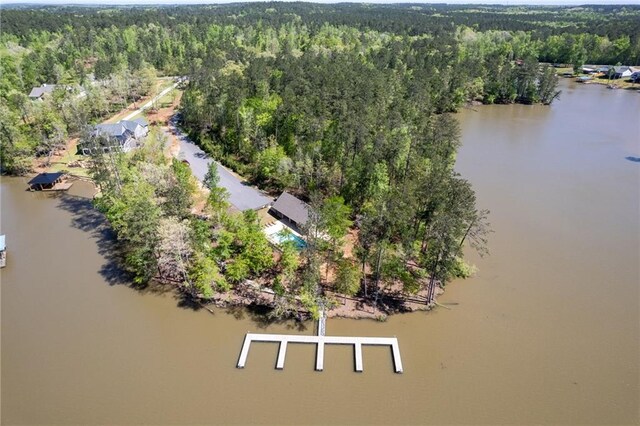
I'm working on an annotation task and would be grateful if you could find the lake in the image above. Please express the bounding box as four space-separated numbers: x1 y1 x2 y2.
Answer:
1 80 638 424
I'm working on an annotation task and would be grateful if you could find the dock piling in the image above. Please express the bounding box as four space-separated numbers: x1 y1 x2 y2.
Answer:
276 341 287 369
354 343 363 372
315 341 325 371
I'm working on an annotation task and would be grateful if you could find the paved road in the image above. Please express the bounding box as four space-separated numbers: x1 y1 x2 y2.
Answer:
122 82 179 122
168 119 273 211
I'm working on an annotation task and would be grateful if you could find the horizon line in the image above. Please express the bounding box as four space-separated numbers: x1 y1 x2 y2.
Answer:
3 0 640 6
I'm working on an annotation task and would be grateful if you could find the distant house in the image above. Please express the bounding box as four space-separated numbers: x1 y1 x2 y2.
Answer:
28 84 57 100
82 119 149 154
581 66 597 74
270 192 310 229
611 66 633 79
29 83 87 100
631 70 640 82
596 66 611 74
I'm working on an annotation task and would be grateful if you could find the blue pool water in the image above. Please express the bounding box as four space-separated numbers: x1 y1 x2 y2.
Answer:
273 232 307 249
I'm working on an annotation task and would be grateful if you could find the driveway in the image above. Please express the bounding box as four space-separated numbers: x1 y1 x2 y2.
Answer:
122 82 179 122
168 119 273 211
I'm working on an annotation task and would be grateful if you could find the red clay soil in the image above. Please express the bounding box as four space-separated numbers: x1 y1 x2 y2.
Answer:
146 90 183 127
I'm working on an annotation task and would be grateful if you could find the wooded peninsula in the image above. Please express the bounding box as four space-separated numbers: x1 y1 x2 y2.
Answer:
2 3 639 320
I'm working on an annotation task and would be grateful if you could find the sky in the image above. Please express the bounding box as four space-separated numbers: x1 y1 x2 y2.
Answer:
4 0 640 5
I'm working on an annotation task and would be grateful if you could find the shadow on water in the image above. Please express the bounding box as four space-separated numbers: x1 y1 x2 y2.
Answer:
55 193 177 297
625 156 640 162
225 304 309 332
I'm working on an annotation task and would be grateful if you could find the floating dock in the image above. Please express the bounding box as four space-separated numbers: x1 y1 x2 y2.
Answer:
237 333 403 373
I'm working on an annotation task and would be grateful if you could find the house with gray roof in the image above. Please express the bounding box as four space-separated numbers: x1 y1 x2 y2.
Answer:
612 66 633 79
82 119 149 154
28 84 57 100
270 192 310 229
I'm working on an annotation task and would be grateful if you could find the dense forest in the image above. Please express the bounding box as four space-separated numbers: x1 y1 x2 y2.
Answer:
1 3 637 318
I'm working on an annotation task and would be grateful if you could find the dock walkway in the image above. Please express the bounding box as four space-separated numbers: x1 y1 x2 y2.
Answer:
317 309 326 337
237 333 403 373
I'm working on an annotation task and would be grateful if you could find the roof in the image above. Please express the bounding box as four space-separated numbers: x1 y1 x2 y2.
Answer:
614 66 631 73
95 120 144 139
133 117 149 127
121 120 141 133
28 84 56 98
95 123 130 139
0 235 5 251
28 172 64 186
271 192 310 226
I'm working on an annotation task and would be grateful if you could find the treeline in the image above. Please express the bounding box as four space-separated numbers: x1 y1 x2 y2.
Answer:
3 3 640 41
0 3 640 88
0 4 572 175
180 25 559 195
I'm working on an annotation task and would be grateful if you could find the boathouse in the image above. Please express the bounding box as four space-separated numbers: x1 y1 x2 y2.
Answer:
27 172 71 191
270 192 310 229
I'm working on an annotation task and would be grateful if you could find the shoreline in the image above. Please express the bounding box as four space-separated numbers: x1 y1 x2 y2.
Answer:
21 173 445 321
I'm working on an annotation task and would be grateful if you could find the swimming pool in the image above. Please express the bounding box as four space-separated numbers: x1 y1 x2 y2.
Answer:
273 232 307 249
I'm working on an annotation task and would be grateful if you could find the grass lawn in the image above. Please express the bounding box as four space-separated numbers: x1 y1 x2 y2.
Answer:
43 139 91 178
156 89 180 109
555 67 574 75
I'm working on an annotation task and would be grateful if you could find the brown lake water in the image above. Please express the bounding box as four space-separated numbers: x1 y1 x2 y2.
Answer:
1 80 639 425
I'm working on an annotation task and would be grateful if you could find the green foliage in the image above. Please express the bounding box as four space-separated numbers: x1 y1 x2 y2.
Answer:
226 258 250 283
102 177 162 285
190 218 213 254
279 237 300 278
190 255 229 296
334 259 361 297
203 161 220 190
450 257 477 279
213 229 235 261
234 210 274 275
320 196 352 245
254 145 292 189
162 158 196 219
299 289 321 320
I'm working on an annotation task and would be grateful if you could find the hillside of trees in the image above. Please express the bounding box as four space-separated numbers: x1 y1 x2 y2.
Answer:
1 3 635 318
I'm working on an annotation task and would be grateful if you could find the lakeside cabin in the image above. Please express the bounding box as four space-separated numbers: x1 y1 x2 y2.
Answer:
27 172 73 192
269 192 310 230
0 235 5 268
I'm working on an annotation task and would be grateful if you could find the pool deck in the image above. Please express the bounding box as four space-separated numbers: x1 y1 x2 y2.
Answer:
263 220 305 247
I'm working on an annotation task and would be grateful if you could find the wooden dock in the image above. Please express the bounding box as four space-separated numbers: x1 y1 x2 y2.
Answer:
237 333 403 373
317 309 326 337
